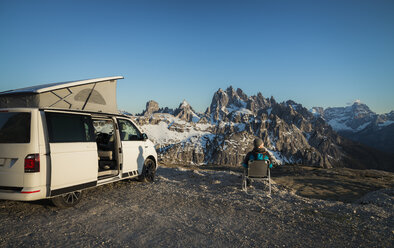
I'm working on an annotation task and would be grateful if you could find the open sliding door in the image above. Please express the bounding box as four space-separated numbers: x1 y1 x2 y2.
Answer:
45 111 98 196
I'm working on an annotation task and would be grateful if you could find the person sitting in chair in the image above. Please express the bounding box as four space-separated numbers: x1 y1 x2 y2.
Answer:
242 138 274 182
243 138 273 168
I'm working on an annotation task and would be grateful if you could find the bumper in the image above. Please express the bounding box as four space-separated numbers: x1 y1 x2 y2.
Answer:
0 186 47 201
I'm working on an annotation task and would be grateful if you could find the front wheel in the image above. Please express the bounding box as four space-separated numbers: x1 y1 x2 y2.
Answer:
51 191 83 208
139 158 156 182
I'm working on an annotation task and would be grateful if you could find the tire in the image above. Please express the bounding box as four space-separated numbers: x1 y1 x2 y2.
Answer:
51 191 83 208
140 158 156 183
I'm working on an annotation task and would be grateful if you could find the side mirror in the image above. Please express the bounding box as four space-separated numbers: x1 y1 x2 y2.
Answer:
142 133 148 141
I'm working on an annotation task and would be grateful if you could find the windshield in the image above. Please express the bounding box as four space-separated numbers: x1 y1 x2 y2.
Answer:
0 112 31 143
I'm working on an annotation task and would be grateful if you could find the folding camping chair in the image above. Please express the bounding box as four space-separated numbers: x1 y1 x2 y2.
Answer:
242 160 271 195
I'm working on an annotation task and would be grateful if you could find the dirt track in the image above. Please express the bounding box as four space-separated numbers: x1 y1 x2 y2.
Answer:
0 166 393 247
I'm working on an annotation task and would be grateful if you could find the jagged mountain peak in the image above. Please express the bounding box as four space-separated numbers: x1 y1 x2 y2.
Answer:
225 86 245 102
206 86 252 122
236 88 248 101
225 85 235 93
173 99 200 123
179 99 191 108
329 101 374 117
349 101 373 115
141 100 160 116
175 99 194 113
206 87 286 122
214 86 247 101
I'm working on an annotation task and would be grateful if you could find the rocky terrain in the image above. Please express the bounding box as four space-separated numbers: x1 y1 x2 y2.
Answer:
311 102 394 154
0 165 393 247
134 87 393 172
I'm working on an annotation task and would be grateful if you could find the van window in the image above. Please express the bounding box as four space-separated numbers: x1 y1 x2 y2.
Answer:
46 112 94 143
118 119 142 141
0 112 31 143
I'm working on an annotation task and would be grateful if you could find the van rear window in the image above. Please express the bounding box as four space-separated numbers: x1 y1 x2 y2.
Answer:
0 112 31 143
46 112 94 143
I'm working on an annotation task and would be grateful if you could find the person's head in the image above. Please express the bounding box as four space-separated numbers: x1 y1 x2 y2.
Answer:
253 138 264 149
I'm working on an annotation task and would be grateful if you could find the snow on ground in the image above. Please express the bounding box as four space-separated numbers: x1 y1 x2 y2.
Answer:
141 121 209 145
140 114 212 146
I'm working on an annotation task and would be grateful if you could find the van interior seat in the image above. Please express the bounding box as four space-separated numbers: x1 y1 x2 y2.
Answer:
96 132 114 161
98 150 113 160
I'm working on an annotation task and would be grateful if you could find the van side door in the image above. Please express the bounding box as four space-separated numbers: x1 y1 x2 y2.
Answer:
117 118 146 174
45 112 98 196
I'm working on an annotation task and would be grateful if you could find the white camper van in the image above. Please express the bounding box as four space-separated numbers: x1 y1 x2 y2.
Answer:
0 76 157 207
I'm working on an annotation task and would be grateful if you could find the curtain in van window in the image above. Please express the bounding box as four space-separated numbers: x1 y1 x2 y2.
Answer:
46 112 94 143
0 112 31 143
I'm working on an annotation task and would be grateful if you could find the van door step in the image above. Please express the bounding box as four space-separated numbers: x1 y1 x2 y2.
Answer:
98 170 119 181
97 175 121 183
98 170 117 176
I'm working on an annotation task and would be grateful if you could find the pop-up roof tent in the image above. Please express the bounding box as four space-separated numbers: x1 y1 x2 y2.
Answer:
0 76 124 113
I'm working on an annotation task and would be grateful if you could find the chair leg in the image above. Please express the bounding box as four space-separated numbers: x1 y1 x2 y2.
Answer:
243 180 248 193
268 170 271 196
242 172 247 192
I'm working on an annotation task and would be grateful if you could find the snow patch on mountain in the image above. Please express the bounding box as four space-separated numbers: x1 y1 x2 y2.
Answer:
141 121 206 145
311 101 376 132
327 119 371 132
311 103 394 155
378 120 394 128
140 114 212 146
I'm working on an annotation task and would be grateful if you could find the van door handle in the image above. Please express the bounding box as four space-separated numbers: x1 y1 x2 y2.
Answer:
119 148 122 153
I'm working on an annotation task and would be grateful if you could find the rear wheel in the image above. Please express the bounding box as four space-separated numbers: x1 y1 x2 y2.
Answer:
51 191 83 208
140 158 156 182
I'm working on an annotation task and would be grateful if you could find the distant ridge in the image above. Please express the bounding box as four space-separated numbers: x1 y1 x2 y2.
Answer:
311 102 394 154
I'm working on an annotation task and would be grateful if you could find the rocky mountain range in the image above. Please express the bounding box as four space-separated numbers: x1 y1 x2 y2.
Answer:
133 87 393 172
140 99 201 122
311 102 394 154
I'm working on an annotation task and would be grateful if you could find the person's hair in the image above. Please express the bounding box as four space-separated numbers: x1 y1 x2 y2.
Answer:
253 138 263 149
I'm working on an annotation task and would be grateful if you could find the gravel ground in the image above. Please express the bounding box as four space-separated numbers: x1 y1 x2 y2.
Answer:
0 166 393 247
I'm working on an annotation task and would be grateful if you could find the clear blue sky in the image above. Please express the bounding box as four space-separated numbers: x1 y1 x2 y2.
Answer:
1 0 393 114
